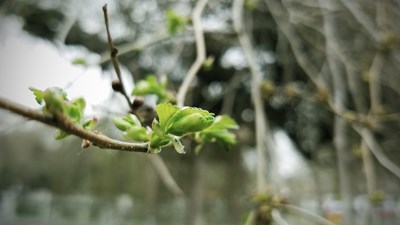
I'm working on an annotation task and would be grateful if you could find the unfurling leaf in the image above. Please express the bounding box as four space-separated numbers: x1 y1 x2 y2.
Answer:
171 137 185 154
156 103 179 131
124 126 150 142
195 115 239 152
133 75 169 103
166 9 188 35
42 87 68 114
66 98 86 123
83 117 97 130
166 107 214 136
29 87 44 105
149 132 170 153
55 130 70 140
113 114 141 131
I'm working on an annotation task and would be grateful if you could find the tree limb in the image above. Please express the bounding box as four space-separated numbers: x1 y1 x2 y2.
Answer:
0 97 148 153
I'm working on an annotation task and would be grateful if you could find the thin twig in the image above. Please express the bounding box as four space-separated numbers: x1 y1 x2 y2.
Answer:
282 204 337 225
102 4 132 109
243 210 255 225
176 0 209 107
147 154 183 195
0 97 148 152
271 209 291 225
234 0 271 191
353 125 400 179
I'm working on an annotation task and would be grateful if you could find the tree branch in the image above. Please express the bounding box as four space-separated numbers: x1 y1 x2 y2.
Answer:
233 0 272 191
282 204 337 225
0 97 148 153
176 0 209 107
271 209 291 225
353 125 400 180
103 4 133 109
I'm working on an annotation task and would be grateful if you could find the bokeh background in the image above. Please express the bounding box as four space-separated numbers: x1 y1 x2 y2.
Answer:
1 0 400 224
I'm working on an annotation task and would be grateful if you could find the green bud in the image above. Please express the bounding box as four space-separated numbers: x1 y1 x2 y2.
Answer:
166 112 214 136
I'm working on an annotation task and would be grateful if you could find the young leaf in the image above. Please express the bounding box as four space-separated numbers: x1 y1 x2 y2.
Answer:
166 107 214 136
83 117 97 130
171 136 185 154
195 115 239 152
55 130 70 140
132 75 168 103
113 114 141 131
42 87 68 114
149 132 170 153
65 98 86 123
156 103 179 131
124 126 150 142
166 9 187 35
29 87 44 105
71 57 87 66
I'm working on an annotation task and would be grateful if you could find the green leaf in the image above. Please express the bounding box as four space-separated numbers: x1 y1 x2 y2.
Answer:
42 87 68 114
166 107 214 136
83 117 97 130
55 130 70 140
205 115 238 131
65 98 86 123
29 87 44 105
149 132 170 153
166 9 187 35
132 75 169 103
71 57 87 66
196 115 239 148
113 114 141 131
124 126 150 142
171 137 185 154
156 103 179 131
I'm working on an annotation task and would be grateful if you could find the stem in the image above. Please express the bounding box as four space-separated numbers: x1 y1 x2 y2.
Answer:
271 209 291 225
282 204 337 225
176 0 209 107
0 97 148 152
318 1 353 224
354 125 400 179
102 4 132 109
234 0 272 191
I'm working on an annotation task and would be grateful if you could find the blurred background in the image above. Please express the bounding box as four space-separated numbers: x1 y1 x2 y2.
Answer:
0 0 400 224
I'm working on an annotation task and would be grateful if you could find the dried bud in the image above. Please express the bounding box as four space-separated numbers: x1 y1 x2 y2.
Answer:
111 79 123 92
81 139 91 148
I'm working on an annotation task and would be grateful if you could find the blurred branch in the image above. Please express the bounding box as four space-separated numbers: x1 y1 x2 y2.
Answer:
103 4 133 109
176 0 209 107
264 0 327 91
98 33 189 64
0 97 148 153
147 155 183 195
243 210 255 225
353 125 400 180
234 0 272 191
368 52 385 114
318 1 352 224
271 209 291 225
339 0 380 41
282 204 337 225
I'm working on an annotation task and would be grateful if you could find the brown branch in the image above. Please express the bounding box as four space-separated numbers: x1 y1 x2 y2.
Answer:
102 4 132 109
0 97 148 153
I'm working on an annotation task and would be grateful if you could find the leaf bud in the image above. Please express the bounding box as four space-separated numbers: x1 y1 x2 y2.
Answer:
111 79 123 92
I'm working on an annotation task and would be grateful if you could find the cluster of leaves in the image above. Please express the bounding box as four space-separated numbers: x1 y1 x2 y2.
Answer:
114 103 238 154
132 75 175 104
29 87 97 139
29 79 238 154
